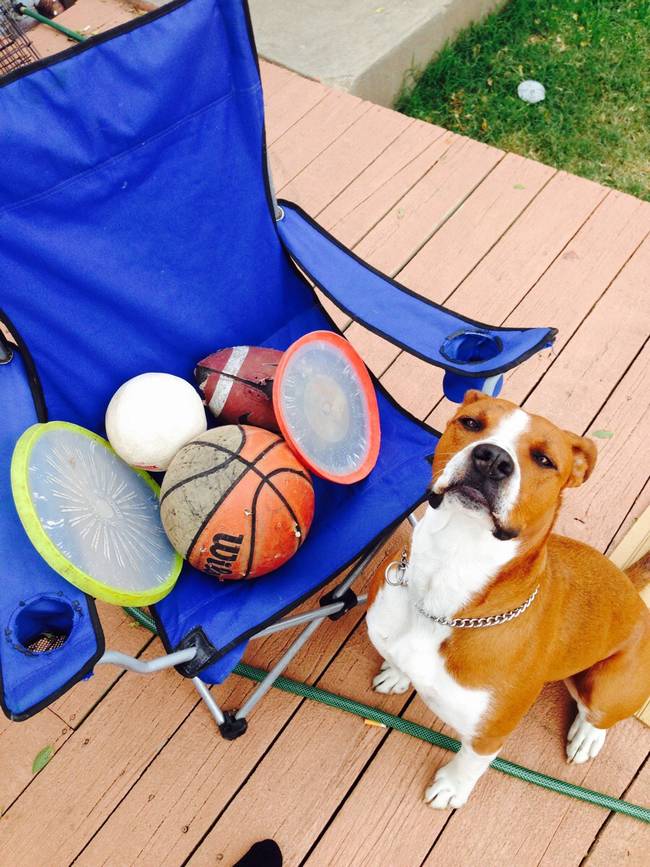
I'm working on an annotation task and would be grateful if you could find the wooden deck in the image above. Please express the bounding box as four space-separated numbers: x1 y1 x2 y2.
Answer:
3 17 650 866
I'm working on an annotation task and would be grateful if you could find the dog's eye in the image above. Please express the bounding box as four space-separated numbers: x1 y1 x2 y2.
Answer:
458 416 484 432
532 450 556 470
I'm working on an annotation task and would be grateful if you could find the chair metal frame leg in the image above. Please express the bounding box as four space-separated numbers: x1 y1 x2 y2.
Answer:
101 514 420 739
97 647 198 673
193 570 371 740
192 676 226 727
215 519 412 738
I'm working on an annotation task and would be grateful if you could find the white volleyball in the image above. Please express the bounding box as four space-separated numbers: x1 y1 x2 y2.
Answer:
105 373 207 471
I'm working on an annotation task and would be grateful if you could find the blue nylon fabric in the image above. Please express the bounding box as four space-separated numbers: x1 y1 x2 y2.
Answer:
276 202 556 377
0 352 103 719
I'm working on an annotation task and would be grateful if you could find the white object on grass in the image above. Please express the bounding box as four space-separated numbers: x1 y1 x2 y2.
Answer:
106 372 207 471
517 80 546 104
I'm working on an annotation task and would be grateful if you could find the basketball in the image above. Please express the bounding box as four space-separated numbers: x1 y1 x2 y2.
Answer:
105 372 207 471
159 425 314 579
194 346 282 432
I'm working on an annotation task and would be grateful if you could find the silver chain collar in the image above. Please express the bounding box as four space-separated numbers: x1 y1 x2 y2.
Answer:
384 548 539 629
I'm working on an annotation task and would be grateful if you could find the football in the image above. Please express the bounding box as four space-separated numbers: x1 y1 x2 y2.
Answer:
194 346 282 432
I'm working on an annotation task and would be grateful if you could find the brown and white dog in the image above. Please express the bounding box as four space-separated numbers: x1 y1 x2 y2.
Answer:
367 391 650 809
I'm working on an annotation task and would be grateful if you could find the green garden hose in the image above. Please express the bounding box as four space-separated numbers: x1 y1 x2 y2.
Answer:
123 606 649 823
16 5 86 42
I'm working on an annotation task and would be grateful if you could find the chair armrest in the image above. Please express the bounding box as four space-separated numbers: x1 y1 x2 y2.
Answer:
276 201 556 387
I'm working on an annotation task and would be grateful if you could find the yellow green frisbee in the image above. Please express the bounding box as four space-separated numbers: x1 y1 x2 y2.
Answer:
11 422 182 606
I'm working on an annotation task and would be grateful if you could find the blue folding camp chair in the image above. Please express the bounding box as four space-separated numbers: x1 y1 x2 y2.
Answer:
0 0 555 736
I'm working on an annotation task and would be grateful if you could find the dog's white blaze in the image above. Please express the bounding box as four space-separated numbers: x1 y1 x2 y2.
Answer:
488 407 529 519
434 407 529 521
367 500 517 742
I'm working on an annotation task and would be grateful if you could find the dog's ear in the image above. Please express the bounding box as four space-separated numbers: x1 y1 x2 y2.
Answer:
461 389 487 406
563 431 597 487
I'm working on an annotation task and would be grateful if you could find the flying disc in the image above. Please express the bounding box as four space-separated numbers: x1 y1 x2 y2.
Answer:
273 331 380 484
11 422 182 606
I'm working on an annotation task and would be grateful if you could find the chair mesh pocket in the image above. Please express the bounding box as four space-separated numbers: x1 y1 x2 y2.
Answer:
25 632 69 653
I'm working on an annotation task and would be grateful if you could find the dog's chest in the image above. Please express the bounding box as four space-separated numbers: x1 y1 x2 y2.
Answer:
367 504 516 740
368 584 491 740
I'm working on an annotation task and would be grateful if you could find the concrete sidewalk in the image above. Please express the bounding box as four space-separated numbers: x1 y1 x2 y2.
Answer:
248 0 503 107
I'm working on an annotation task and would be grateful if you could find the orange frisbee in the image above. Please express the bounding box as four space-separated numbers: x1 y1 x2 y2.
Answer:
273 331 381 484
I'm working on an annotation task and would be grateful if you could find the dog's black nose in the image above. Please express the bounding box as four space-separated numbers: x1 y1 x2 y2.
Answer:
472 443 514 481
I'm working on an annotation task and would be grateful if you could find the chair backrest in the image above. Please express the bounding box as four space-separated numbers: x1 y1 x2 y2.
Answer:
0 0 314 433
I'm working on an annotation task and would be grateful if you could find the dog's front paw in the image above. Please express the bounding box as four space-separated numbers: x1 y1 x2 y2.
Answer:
424 765 471 810
566 713 606 764
372 660 411 694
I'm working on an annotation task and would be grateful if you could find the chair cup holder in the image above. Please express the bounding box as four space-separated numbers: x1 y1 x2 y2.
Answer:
440 330 505 403
440 330 502 365
8 594 79 656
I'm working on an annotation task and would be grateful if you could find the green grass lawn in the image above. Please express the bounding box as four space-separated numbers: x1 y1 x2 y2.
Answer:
396 0 649 200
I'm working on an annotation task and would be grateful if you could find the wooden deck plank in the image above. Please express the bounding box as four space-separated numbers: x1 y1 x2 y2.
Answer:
381 173 610 424
303 696 456 867
345 323 405 378
279 103 412 215
354 137 504 277
322 127 456 333
346 136 514 368
397 152 556 303
187 627 414 867
29 0 139 57
1 609 150 814
74 626 363 865
2 643 199 866
501 202 650 407
268 89 370 190
259 60 295 98
440 172 607 322
523 238 650 430
343 152 558 384
425 188 649 432
540 743 650 867
304 124 453 331
0 709 70 817
320 123 454 248
606 476 650 556
584 758 649 867
283 120 454 335
68 539 403 867
553 340 650 548
264 72 329 147
308 682 649 867
50 603 152 728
